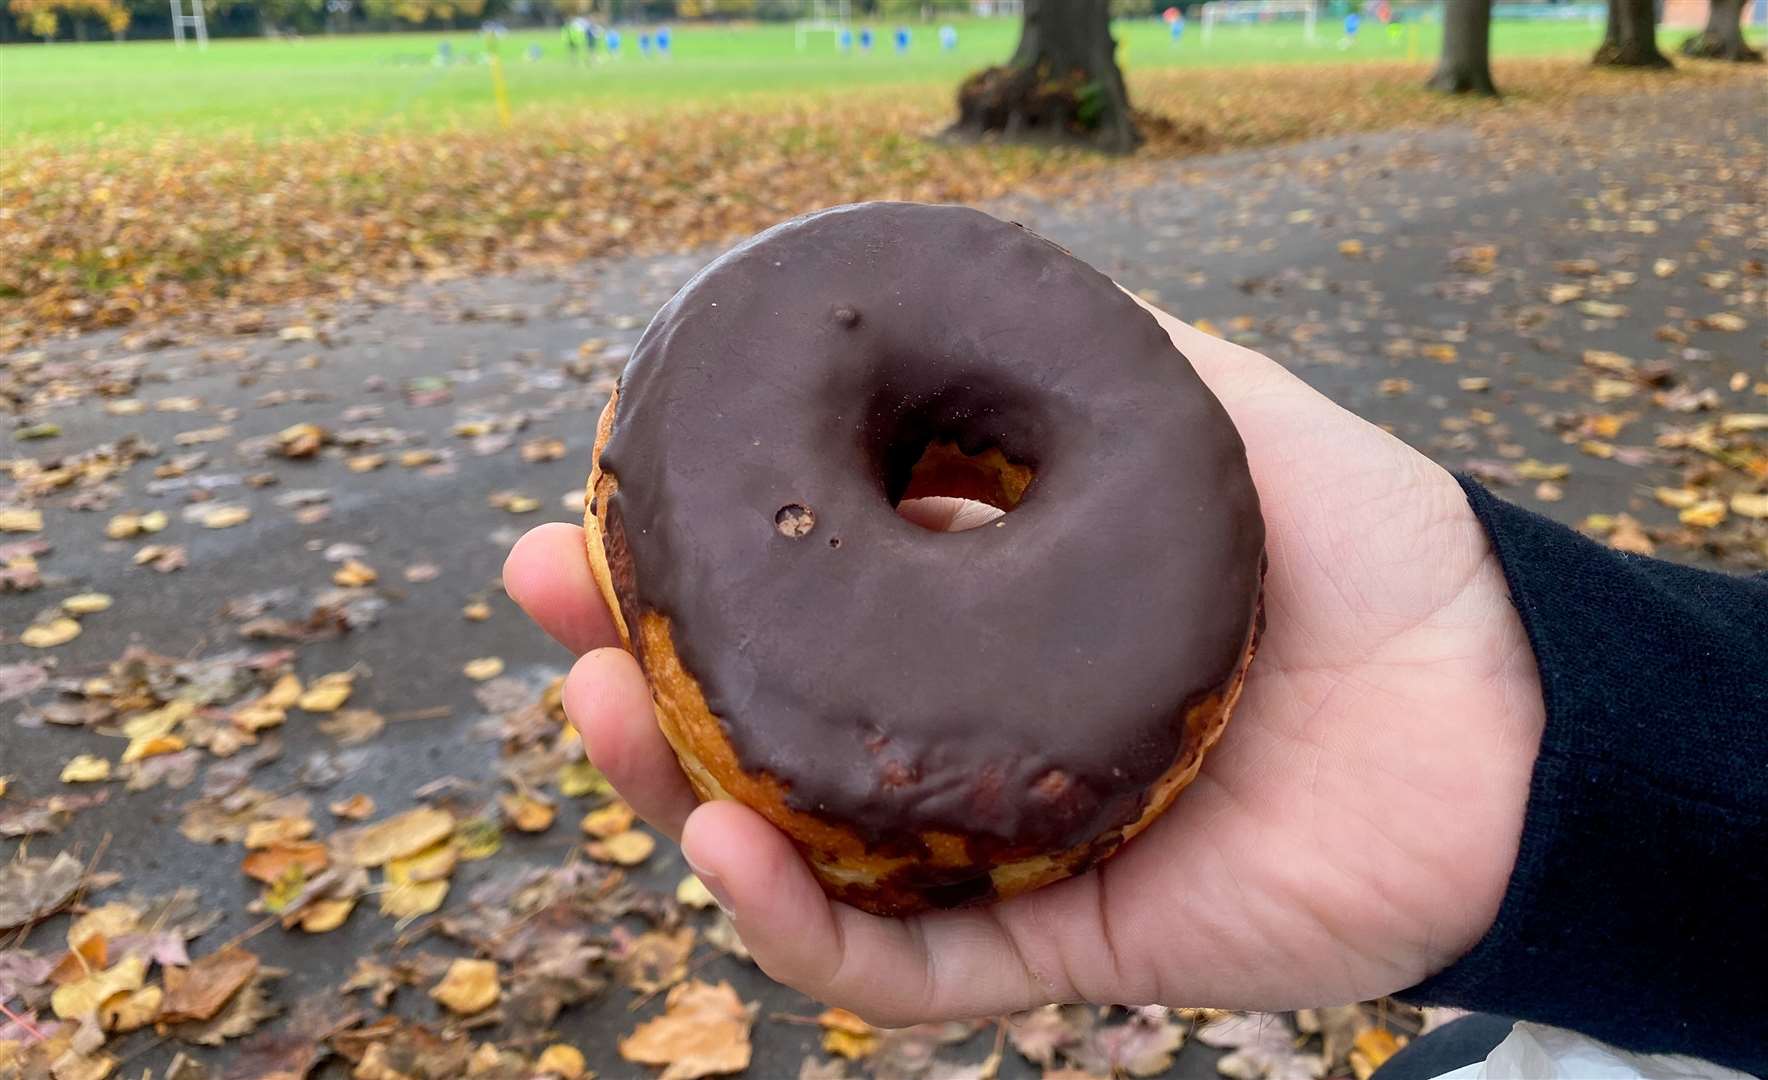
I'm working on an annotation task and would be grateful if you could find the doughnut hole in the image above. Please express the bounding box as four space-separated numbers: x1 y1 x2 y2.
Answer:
893 439 1033 533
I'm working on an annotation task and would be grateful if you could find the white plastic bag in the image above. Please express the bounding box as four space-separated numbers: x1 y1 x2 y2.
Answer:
1432 1023 1755 1080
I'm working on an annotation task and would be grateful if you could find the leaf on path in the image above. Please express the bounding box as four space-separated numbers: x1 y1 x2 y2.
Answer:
0 508 43 533
158 946 261 1024
819 1007 878 1060
167 968 282 1046
619 980 754 1080
586 829 655 866
379 842 457 919
21 617 82 648
62 593 113 615
0 851 85 929
60 755 112 783
580 801 636 839
463 657 505 681
430 958 501 1016
1195 1013 1325 1080
52 955 147 1021
616 927 694 996
339 806 455 867
295 671 354 713
499 792 557 833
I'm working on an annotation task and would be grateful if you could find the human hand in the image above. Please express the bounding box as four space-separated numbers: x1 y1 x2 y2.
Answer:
503 301 1545 1026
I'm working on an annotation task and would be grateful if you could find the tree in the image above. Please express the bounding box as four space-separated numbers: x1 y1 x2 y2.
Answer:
1593 0 1672 68
1427 0 1497 95
361 0 484 26
8 0 129 40
949 0 1139 154
1680 0 1763 61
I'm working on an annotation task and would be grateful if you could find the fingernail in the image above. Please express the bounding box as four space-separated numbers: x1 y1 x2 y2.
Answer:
686 856 734 918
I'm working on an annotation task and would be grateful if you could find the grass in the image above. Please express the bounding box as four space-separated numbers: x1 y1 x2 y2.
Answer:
0 15 1642 143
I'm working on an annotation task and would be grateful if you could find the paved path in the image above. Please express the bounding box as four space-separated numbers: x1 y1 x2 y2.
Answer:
2 83 1763 1078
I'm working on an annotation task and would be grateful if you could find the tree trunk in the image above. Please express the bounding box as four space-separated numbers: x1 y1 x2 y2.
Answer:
949 0 1140 153
1427 0 1498 94
1594 0 1673 67
1680 0 1763 60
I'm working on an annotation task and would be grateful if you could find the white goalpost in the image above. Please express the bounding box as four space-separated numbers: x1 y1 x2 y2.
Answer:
169 0 209 48
1199 0 1319 44
794 0 852 51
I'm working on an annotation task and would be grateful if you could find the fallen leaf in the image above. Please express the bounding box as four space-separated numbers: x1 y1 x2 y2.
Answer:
1515 460 1570 481
157 946 261 1023
820 1008 878 1060
379 841 457 918
21 617 82 648
1719 414 1768 434
500 792 557 833
618 927 695 995
1730 493 1768 519
241 841 328 884
332 559 378 587
61 593 113 615
329 793 376 819
1349 1029 1404 1080
52 955 147 1021
1680 500 1727 528
1701 312 1747 332
297 896 356 933
1578 301 1628 319
60 755 113 783
676 875 717 910
343 806 455 867
101 983 164 1033
557 761 612 798
200 505 252 529
243 817 315 849
296 671 354 712
619 980 754 1080
0 508 43 533
587 829 655 866
463 657 505 681
536 1043 588 1079
430 958 501 1015
580 801 636 839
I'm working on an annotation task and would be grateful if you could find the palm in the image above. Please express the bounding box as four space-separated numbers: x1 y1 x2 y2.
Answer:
505 307 1543 1027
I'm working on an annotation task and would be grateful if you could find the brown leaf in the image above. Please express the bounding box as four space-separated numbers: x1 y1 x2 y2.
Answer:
0 851 84 929
617 927 695 996
339 806 455 867
158 946 261 1024
620 980 754 1080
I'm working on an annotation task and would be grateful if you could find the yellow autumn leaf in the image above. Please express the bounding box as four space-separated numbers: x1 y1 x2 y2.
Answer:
580 801 636 839
21 617 81 648
676 875 717 910
463 657 505 681
60 754 113 783
297 897 356 934
297 671 354 712
430 958 500 1015
51 955 146 1020
500 793 557 833
1654 488 1700 510
100 984 163 1033
263 673 304 708
0 508 43 533
61 593 113 615
462 601 492 621
379 841 458 918
1679 500 1727 528
243 816 315 850
1730 493 1768 520
347 806 456 867
588 829 656 866
332 559 377 587
119 733 186 764
200 505 252 529
536 1044 587 1079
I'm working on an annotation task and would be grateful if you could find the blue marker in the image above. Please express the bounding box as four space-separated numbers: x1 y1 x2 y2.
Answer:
638 32 651 55
938 25 956 50
656 26 670 54
1344 12 1359 37
1169 15 1183 42
858 27 873 51
606 29 621 54
837 27 853 51
893 26 909 53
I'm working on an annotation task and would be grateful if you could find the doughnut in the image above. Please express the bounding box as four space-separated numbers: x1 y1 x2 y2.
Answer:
585 202 1264 916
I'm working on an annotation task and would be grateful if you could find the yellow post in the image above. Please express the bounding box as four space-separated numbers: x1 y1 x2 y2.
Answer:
489 54 513 128
1407 22 1418 62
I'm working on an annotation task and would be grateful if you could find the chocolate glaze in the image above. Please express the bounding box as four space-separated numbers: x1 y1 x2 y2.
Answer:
598 202 1263 857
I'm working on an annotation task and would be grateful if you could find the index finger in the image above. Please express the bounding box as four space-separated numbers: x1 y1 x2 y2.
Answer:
504 522 621 656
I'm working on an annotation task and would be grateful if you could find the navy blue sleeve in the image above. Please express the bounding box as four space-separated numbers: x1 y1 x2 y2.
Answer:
1401 477 1768 1075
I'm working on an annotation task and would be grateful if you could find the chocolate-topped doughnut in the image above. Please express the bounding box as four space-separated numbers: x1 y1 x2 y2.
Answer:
586 202 1264 915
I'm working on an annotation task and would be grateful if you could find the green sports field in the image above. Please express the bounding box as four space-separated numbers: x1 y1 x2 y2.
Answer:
0 15 1644 143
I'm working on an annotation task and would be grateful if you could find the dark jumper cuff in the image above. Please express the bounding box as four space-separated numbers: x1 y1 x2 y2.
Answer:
1399 477 1768 1075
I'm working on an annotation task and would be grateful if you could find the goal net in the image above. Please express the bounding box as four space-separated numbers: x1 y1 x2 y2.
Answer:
1199 0 1319 44
794 0 852 51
